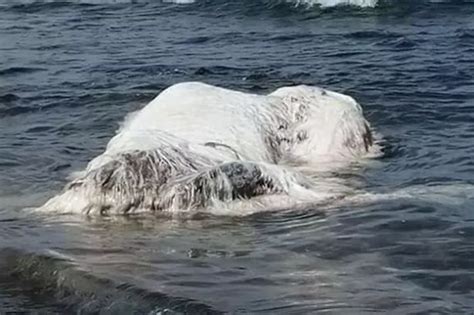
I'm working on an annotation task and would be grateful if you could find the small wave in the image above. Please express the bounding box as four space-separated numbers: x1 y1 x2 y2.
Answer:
0 248 223 314
163 0 196 3
2 0 473 11
344 30 401 39
0 67 45 77
0 105 33 118
0 93 20 102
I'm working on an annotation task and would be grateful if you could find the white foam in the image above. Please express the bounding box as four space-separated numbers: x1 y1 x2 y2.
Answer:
345 183 474 207
287 0 377 7
162 0 379 8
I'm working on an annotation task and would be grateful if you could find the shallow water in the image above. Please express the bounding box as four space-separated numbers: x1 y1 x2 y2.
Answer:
1 0 474 313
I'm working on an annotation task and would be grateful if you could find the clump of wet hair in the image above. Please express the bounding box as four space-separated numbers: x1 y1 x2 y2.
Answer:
42 147 290 215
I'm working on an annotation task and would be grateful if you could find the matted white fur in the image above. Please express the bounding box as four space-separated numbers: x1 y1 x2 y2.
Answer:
38 82 380 216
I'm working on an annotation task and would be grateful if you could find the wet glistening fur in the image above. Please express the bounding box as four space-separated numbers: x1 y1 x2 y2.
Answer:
39 82 380 215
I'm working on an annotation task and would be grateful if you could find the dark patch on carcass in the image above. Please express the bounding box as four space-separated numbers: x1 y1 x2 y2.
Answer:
156 162 281 211
219 162 278 199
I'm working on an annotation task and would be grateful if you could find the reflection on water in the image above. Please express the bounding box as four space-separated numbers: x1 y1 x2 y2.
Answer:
1 189 474 313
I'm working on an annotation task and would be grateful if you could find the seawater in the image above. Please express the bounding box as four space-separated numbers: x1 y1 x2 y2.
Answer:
1 0 474 313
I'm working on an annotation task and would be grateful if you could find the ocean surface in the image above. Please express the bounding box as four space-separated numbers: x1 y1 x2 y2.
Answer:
1 0 474 313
